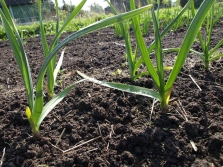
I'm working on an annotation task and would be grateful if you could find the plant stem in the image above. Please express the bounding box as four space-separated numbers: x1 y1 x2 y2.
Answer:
32 127 40 139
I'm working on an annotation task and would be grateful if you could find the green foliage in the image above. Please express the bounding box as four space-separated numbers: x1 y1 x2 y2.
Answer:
0 13 111 40
0 26 6 39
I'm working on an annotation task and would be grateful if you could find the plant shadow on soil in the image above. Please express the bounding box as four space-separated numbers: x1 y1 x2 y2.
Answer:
0 19 223 166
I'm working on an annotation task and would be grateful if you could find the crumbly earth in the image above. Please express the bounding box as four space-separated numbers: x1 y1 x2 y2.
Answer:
0 18 223 167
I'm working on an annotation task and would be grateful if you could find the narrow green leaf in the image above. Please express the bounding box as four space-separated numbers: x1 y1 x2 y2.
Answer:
55 0 59 35
53 48 65 84
209 38 223 56
209 53 223 62
133 57 144 75
135 47 199 79
38 0 55 98
0 0 16 27
165 0 215 91
204 5 214 63
52 0 59 70
133 0 193 76
153 0 193 46
151 7 165 95
38 0 54 95
130 2 159 87
190 49 205 61
38 0 49 57
133 71 150 80
132 44 139 75
191 1 206 60
32 0 50 120
106 0 135 80
0 0 34 109
207 5 214 52
77 71 160 100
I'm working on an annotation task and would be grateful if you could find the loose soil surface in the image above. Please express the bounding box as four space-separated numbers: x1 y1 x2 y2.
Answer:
0 18 223 167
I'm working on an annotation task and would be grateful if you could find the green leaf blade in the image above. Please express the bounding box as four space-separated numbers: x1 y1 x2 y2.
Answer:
38 0 54 97
45 4 154 68
107 0 135 80
53 48 65 83
151 7 165 94
145 0 193 53
77 71 160 101
130 2 159 87
165 0 215 91
0 0 34 109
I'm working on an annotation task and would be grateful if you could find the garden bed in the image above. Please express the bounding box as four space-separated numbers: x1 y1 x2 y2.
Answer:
0 18 223 167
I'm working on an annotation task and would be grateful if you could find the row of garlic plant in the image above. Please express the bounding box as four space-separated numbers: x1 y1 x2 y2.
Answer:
0 0 153 138
1 0 222 138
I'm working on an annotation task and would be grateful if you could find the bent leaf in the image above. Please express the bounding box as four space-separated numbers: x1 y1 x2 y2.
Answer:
77 71 160 101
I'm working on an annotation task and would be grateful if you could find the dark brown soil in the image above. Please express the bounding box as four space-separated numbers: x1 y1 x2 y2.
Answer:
0 18 223 167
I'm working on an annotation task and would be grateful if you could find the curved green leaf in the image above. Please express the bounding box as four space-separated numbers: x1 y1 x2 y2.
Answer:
77 71 160 101
209 38 223 56
209 53 223 62
0 0 34 109
38 0 55 97
133 0 193 76
53 48 65 84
